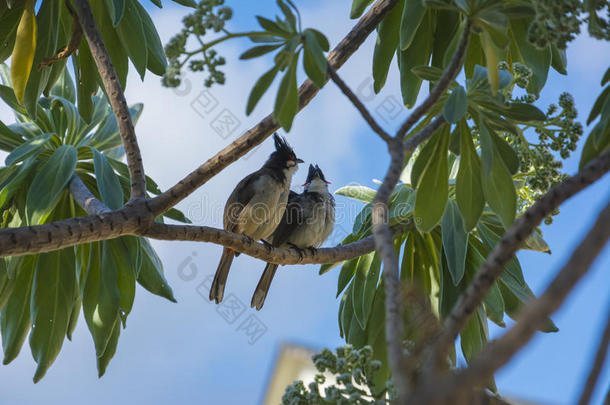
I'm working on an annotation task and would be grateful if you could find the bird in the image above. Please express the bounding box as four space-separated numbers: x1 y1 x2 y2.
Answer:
251 164 335 310
209 133 304 304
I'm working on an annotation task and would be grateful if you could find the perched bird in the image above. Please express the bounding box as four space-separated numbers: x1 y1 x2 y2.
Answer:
251 164 335 310
209 134 304 304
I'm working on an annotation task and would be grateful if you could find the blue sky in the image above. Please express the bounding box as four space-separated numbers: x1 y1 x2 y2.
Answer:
0 1 609 404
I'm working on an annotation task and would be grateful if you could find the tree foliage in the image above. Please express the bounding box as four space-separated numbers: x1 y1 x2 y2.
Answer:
0 0 609 401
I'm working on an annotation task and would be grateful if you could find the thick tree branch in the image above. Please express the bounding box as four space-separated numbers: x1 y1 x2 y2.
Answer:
577 304 610 405
396 19 471 138
441 200 610 402
69 175 111 215
73 0 147 200
372 137 410 400
432 148 610 366
327 65 392 142
147 0 400 216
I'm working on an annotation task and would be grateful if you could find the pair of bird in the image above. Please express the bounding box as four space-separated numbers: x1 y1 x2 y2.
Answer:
209 134 335 310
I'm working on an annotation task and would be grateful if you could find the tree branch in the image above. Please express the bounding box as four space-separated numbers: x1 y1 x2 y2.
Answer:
73 0 147 200
327 65 392 142
69 175 111 215
441 199 610 402
431 148 610 367
577 303 610 405
410 199 610 405
396 19 471 138
147 0 400 217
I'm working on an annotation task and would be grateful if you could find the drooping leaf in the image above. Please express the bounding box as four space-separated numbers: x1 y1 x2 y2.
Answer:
137 238 176 302
335 185 377 203
116 0 148 80
10 0 36 104
443 84 468 123
92 147 124 209
372 0 403 93
350 0 372 19
246 65 279 115
441 200 468 285
481 147 516 229
25 145 77 225
414 126 449 232
29 249 76 383
456 121 484 231
273 55 298 131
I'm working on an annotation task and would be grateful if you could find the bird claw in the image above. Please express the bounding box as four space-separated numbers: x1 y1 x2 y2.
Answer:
241 233 254 244
307 246 318 256
261 240 273 253
288 243 304 261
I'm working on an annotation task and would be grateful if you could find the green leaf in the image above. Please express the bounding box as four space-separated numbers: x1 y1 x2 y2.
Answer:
92 147 124 209
246 65 279 115
29 249 76 383
73 41 99 123
82 242 121 357
137 238 176 302
337 257 359 298
483 280 505 327
361 252 381 329
398 10 433 107
10 1 37 104
499 280 558 333
372 0 403 92
277 0 296 30
256 16 291 37
92 0 128 89
602 67 610 86
410 65 444 82
340 284 354 339
51 96 83 144
350 0 372 19
240 44 282 60
49 69 76 103
550 44 567 75
441 200 468 285
116 0 148 80
335 185 376 203
587 85 610 125
414 126 449 232
309 29 330 52
273 54 299 131
104 0 125 26
503 102 547 122
482 147 516 229
135 0 167 76
97 314 120 377
303 29 328 88
23 0 61 118
108 237 139 323
400 0 426 50
0 1 24 64
171 0 196 7
5 133 50 166
351 252 374 329
25 145 77 225
0 156 39 209
477 117 495 175
510 18 551 94
1 255 36 365
443 85 467 123
491 132 519 175
456 121 484 231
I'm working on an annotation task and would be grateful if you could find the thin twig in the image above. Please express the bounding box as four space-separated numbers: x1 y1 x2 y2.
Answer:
147 0 400 216
577 303 610 405
432 148 610 369
327 65 392 142
73 0 147 200
396 19 471 139
39 0 82 68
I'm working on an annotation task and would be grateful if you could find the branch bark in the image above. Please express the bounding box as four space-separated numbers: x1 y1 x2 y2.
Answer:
432 148 610 366
440 199 610 403
577 303 610 405
73 0 147 200
410 199 610 405
69 175 111 215
327 65 391 142
146 0 400 216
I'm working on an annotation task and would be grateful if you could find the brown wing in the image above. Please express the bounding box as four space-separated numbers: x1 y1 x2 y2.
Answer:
223 169 264 232
271 191 305 246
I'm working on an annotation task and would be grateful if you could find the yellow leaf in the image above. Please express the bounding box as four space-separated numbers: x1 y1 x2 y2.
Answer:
481 31 499 95
11 0 37 104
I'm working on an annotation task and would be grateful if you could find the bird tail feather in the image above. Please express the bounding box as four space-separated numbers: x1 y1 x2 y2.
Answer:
251 262 278 310
209 248 235 304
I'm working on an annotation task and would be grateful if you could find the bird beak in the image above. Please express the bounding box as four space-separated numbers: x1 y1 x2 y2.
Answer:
301 182 309 187
296 158 304 163
324 180 331 184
